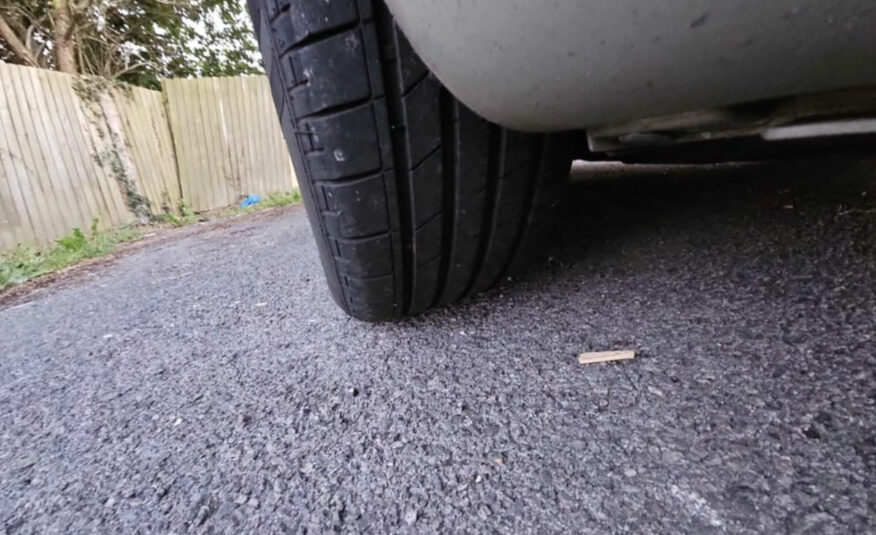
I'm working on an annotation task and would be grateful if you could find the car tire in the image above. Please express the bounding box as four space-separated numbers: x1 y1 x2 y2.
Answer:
248 0 573 321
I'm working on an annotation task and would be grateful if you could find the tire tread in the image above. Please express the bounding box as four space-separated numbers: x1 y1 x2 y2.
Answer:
250 0 570 320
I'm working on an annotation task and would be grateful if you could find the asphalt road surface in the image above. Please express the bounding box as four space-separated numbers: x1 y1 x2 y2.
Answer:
1 158 874 534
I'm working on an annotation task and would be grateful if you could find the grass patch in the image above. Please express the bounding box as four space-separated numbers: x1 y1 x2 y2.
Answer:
154 212 198 228
213 189 302 219
261 189 302 208
0 219 141 291
0 189 302 292
239 190 302 213
153 198 198 228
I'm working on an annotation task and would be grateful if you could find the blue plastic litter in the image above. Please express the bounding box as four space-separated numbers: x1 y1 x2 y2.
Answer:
240 194 261 208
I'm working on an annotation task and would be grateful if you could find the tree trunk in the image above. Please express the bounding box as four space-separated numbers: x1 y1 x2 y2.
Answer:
0 15 39 67
53 0 77 73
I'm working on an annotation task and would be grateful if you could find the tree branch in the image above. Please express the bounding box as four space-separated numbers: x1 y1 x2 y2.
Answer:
0 13 39 67
112 61 149 78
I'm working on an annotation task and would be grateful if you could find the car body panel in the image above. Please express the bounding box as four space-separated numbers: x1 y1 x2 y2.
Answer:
384 0 876 132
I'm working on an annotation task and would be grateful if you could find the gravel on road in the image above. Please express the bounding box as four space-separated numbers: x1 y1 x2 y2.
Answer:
1 158 874 534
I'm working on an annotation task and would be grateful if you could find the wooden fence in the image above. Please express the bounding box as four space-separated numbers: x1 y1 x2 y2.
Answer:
0 62 295 252
0 63 134 251
163 76 295 212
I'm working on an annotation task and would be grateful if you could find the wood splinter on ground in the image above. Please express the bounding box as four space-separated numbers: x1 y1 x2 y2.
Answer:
577 350 636 365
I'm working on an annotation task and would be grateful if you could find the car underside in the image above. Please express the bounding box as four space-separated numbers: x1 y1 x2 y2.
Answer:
385 0 876 162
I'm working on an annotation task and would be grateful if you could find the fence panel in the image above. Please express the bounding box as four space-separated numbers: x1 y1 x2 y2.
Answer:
162 76 296 212
0 63 134 249
111 85 181 214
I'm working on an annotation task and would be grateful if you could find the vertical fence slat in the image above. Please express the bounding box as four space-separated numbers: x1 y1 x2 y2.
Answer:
250 78 276 196
34 69 96 233
42 71 103 231
238 77 254 197
0 64 35 249
74 80 133 228
62 75 130 228
162 80 193 211
191 79 214 211
1 63 61 243
20 66 75 239
252 76 271 195
199 78 221 210
44 72 107 228
227 77 246 199
242 76 260 197
113 88 155 212
142 88 180 213
215 77 235 208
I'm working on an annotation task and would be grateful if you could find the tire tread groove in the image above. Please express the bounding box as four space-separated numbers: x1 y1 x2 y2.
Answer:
250 0 570 321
